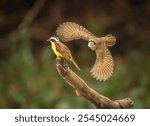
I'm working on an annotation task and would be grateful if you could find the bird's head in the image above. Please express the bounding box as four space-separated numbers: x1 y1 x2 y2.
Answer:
88 39 96 50
47 36 59 43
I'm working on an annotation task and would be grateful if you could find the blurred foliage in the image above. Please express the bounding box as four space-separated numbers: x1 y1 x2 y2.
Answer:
0 0 150 108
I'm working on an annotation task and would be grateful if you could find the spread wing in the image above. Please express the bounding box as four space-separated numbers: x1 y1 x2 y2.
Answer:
90 45 114 81
56 22 95 42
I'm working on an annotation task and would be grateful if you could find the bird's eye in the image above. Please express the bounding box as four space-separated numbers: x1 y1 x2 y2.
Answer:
93 42 96 45
51 38 56 42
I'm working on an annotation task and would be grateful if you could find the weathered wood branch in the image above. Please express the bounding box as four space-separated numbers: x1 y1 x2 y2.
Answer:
56 57 133 109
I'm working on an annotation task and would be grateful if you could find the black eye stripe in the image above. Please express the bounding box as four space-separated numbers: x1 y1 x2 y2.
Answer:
50 37 59 42
90 41 96 45
51 38 56 42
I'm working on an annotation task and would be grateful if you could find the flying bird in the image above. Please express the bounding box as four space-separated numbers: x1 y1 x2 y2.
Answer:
56 22 116 81
47 36 80 71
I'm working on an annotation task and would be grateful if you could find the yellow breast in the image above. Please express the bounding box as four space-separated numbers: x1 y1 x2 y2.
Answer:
51 42 63 58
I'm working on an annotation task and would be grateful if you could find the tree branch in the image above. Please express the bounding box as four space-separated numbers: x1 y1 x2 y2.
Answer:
56 57 133 109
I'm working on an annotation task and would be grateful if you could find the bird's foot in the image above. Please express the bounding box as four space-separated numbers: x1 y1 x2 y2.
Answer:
56 57 69 71
62 60 69 70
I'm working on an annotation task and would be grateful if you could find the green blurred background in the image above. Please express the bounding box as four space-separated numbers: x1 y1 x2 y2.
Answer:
0 0 150 108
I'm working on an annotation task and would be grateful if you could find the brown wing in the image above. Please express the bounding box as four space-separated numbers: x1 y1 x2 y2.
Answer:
56 42 80 70
56 22 95 42
90 45 114 81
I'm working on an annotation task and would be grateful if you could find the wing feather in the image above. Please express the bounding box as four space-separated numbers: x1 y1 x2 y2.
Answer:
90 45 114 81
56 22 94 42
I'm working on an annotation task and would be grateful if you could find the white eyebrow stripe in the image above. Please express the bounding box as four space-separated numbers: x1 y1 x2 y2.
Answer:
50 37 59 42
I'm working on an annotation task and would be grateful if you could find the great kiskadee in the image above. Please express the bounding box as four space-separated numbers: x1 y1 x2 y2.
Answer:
47 36 80 71
56 22 116 81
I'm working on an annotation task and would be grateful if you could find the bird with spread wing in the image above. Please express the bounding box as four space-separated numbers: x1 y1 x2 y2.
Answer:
56 22 116 81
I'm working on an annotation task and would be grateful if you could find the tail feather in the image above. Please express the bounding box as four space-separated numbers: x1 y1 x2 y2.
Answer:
104 34 116 47
71 59 80 71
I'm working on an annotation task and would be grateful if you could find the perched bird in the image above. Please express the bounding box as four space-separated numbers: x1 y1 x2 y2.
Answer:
56 22 116 81
47 36 80 71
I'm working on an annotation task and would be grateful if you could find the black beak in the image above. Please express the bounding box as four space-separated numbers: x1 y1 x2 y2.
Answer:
47 38 51 42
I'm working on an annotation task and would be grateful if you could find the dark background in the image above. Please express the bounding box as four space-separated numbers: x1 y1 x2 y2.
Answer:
0 0 150 108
